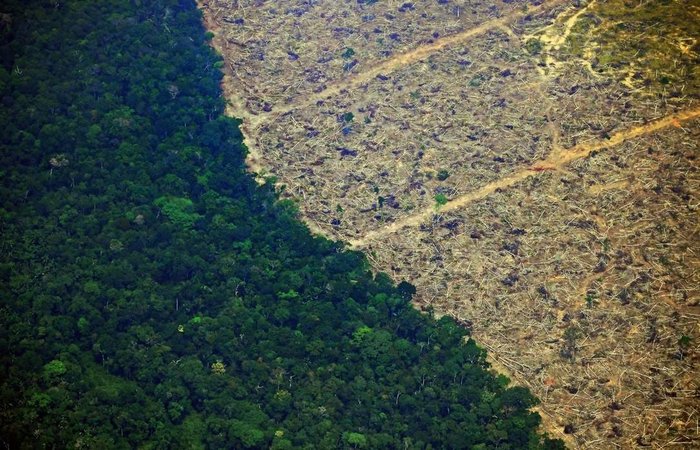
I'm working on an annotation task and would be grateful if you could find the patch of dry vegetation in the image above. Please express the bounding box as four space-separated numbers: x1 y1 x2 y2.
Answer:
199 0 700 447
255 28 556 238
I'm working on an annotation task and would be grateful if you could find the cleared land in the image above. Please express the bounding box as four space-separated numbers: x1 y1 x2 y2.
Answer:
199 0 700 447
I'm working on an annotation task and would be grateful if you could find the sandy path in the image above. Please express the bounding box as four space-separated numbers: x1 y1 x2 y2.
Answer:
348 108 700 248
199 0 568 178
256 0 567 122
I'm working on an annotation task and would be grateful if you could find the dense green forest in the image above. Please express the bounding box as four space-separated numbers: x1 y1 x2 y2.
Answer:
0 1 564 448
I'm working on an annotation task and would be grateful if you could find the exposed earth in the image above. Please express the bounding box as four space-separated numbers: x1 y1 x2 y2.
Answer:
198 0 700 447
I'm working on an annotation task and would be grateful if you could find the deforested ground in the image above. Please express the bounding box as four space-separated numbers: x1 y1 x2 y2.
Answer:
199 0 700 447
